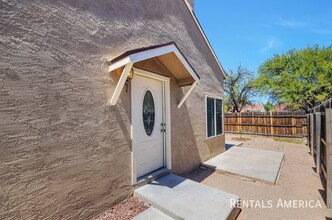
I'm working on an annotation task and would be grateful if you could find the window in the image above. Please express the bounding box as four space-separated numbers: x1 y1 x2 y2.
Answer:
142 90 155 136
206 96 223 138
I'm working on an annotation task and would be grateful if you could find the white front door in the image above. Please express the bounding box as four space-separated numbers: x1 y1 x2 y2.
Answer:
132 73 165 178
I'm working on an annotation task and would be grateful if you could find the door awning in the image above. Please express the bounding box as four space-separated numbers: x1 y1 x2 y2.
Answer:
108 42 200 106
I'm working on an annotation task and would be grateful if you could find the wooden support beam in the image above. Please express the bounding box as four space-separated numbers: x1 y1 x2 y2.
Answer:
326 109 332 208
310 113 315 156
306 114 310 146
315 113 322 174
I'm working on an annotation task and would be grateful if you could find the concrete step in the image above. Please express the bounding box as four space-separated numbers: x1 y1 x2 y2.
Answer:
135 167 170 189
134 173 240 220
133 207 174 220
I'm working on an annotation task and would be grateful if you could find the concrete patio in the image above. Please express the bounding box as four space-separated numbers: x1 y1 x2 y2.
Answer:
203 146 284 184
186 134 332 220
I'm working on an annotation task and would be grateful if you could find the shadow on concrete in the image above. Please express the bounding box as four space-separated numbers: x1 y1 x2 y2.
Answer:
311 163 328 208
185 167 215 183
319 189 327 206
318 172 327 207
149 174 186 189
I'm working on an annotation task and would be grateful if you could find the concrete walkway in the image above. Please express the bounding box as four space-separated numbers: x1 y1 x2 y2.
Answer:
203 147 284 184
135 174 240 220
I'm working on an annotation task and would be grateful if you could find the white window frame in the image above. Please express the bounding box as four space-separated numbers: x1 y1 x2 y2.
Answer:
205 94 224 139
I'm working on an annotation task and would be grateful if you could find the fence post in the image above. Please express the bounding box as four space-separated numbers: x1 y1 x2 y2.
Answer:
270 111 273 136
326 109 332 208
292 115 295 136
239 113 242 133
310 113 315 155
315 113 322 174
236 113 239 132
306 114 310 146
264 113 267 135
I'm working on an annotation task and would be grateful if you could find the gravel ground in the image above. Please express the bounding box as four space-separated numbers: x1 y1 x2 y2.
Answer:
187 134 332 220
92 197 149 220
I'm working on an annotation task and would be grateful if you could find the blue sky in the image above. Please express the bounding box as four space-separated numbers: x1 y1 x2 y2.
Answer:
195 0 332 73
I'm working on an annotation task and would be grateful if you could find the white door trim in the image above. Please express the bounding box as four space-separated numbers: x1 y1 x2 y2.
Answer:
131 68 171 184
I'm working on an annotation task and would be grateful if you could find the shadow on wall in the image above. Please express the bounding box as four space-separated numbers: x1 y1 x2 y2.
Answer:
110 103 132 149
176 86 225 166
171 85 201 175
105 68 132 148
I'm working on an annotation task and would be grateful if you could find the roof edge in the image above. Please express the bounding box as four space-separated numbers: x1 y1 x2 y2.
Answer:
108 42 200 83
182 0 227 79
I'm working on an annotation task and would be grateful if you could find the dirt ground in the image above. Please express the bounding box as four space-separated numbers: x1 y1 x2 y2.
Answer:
187 134 332 220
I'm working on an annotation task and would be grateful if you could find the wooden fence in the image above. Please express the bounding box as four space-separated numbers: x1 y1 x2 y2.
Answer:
225 111 307 138
307 98 332 208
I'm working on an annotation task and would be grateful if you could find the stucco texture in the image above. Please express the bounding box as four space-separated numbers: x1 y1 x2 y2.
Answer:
0 0 225 219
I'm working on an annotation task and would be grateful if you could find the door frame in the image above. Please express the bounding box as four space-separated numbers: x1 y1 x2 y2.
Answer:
131 67 171 184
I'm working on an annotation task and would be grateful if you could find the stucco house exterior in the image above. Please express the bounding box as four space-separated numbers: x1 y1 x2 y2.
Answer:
0 0 226 219
241 104 265 112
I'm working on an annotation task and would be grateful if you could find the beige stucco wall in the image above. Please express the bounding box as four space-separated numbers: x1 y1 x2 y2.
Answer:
0 0 225 219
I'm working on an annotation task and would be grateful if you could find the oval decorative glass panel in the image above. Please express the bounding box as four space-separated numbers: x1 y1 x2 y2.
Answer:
142 90 155 136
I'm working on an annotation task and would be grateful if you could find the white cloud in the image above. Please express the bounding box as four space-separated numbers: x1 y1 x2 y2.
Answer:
275 18 308 28
260 38 280 53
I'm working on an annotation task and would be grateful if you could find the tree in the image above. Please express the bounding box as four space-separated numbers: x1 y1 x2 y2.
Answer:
264 102 275 112
255 45 332 111
224 65 257 112
223 96 233 113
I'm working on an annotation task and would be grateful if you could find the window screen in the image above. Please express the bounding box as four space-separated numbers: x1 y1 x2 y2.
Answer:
216 99 223 135
206 97 223 138
207 97 215 137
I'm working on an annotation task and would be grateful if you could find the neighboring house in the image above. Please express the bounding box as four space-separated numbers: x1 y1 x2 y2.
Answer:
0 1 226 220
275 103 287 111
241 104 265 112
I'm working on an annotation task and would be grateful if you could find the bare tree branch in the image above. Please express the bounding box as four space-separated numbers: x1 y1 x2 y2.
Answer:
224 65 257 113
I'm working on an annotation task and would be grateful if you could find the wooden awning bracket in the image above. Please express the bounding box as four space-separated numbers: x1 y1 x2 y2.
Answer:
108 62 133 105
177 81 198 108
